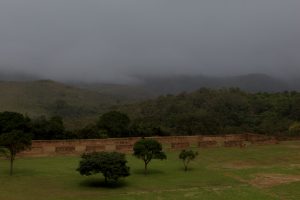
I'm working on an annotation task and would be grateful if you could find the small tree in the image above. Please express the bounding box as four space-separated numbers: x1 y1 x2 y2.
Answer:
179 149 198 171
133 139 166 174
77 152 130 184
0 130 32 175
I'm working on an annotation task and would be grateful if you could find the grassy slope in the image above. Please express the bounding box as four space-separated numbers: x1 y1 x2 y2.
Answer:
0 80 125 128
0 142 300 200
73 82 155 101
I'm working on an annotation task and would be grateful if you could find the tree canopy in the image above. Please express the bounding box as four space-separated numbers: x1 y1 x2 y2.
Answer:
3 88 300 139
120 88 300 136
133 139 166 174
0 130 32 175
98 111 130 138
179 150 198 171
31 116 65 140
0 111 31 135
77 152 130 183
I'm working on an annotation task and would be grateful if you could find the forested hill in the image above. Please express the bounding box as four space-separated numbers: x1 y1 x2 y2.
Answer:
119 88 300 136
1 75 300 133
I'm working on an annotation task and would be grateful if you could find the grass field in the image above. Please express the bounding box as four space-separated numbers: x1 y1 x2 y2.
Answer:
0 141 300 200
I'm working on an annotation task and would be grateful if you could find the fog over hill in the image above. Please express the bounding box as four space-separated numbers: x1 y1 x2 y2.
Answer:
0 69 41 81
136 74 292 94
0 70 299 96
0 0 299 85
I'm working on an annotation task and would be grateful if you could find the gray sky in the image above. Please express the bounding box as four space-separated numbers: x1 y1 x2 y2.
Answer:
0 0 299 82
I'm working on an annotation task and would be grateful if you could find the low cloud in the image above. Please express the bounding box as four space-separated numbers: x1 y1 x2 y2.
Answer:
0 0 299 82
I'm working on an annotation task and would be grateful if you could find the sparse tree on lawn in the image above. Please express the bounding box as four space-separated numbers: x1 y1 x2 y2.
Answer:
0 130 32 175
77 152 130 184
133 138 166 174
179 149 198 171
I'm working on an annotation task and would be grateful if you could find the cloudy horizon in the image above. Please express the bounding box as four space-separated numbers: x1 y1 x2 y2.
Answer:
0 0 300 83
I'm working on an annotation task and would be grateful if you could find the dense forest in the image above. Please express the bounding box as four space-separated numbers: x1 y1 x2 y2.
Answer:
118 88 300 137
1 88 300 140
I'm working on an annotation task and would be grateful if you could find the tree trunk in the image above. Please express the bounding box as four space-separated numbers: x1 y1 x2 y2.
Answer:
105 176 107 184
183 161 188 172
10 156 14 176
144 162 148 175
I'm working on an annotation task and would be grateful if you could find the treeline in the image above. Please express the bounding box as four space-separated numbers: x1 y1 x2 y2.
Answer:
1 88 300 140
119 88 300 136
0 111 134 140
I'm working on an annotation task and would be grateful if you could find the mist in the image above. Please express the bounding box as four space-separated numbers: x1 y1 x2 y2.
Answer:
0 0 300 83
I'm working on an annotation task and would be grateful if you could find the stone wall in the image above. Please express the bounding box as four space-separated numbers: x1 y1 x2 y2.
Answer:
20 133 278 157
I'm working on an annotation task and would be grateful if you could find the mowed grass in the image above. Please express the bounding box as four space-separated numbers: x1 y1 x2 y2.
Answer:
0 141 300 200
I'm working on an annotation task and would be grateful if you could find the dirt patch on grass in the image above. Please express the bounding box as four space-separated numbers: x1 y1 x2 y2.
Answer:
289 164 300 168
287 144 300 149
222 161 258 169
123 186 233 196
250 174 300 188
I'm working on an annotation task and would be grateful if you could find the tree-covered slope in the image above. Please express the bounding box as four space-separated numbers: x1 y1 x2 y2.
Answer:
119 88 300 136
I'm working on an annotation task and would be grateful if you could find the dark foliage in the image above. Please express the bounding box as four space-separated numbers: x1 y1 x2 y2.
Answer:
121 88 300 136
0 112 31 135
31 116 65 139
179 150 198 171
4 88 300 140
77 152 130 184
98 111 130 138
0 130 32 175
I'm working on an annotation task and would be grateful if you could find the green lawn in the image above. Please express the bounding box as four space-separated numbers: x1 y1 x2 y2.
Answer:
0 141 300 200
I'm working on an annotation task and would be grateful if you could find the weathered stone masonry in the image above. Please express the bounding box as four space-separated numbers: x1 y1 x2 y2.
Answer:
20 133 278 157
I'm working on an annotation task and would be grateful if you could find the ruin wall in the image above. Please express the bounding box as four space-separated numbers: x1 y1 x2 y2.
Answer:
20 133 278 157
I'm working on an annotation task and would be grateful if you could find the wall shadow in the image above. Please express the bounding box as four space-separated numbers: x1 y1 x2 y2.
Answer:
79 178 128 188
133 168 165 175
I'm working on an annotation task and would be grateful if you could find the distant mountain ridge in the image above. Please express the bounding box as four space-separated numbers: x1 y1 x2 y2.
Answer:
135 73 294 94
67 73 298 98
0 69 297 92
